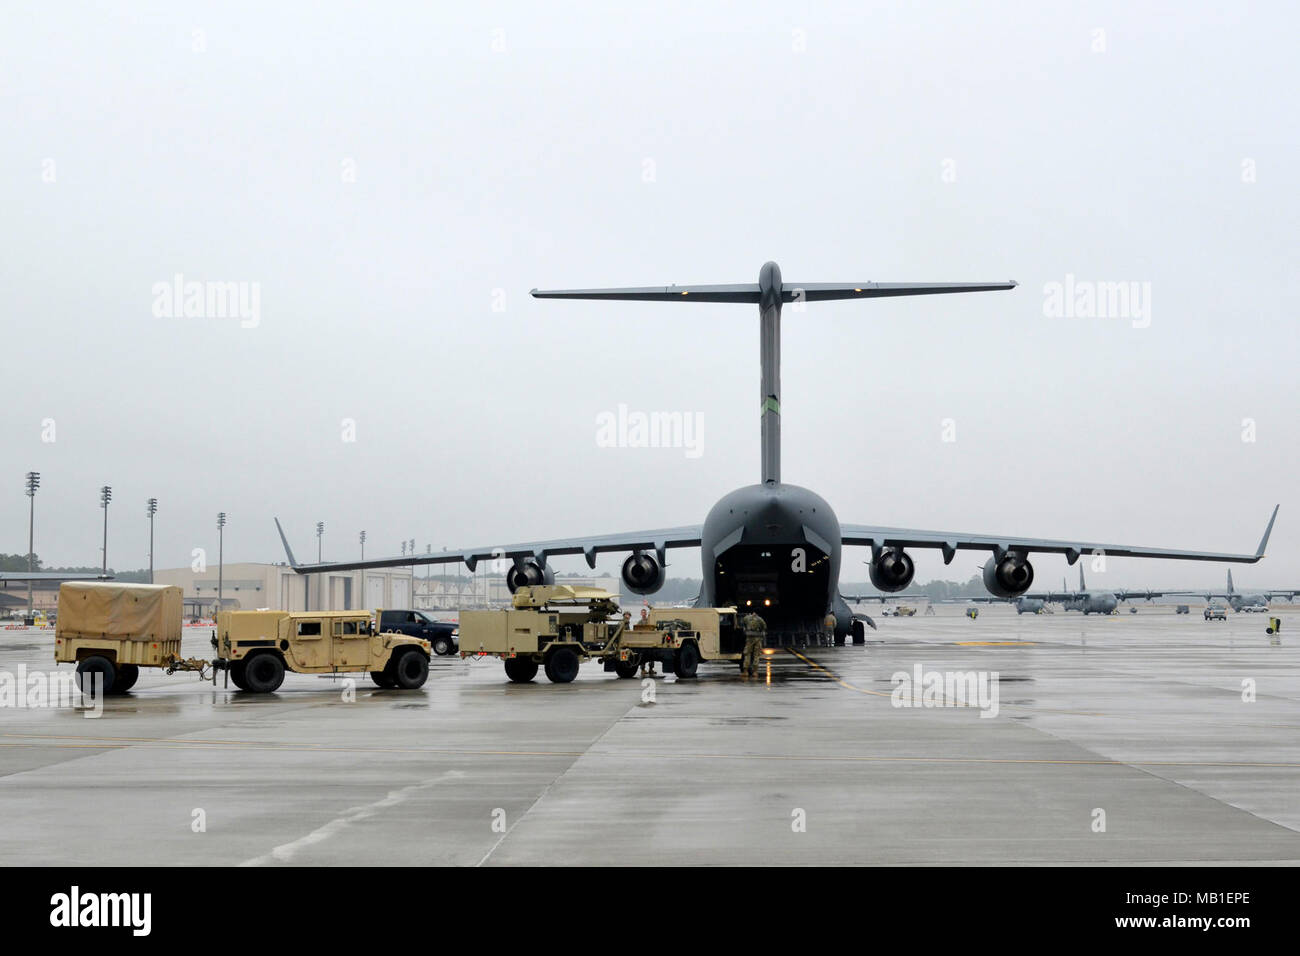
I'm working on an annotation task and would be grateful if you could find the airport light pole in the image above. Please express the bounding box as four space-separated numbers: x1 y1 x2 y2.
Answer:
25 472 39 615
99 485 112 574
147 498 157 584
217 512 226 617
359 530 366 560
315 522 324 611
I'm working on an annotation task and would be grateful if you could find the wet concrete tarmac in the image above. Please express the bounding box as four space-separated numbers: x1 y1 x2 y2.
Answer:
1 605 1297 865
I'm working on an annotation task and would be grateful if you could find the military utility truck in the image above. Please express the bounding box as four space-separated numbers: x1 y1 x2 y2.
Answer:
54 581 188 694
615 606 744 678
214 610 431 692
54 582 432 695
459 585 743 683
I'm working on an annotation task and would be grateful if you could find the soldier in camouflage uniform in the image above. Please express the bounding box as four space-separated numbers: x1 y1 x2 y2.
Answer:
740 611 766 677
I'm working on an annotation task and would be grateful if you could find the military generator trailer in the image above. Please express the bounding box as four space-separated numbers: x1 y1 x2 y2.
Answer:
458 585 743 683
53 582 431 694
213 610 432 692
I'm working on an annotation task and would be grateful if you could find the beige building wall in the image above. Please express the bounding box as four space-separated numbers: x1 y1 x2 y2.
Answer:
152 562 413 614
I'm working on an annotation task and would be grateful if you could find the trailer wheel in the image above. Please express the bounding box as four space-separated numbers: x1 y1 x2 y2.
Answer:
242 653 285 693
544 647 580 684
393 650 429 689
75 656 116 696
371 670 397 688
614 658 639 679
114 664 140 693
675 642 700 679
504 658 539 683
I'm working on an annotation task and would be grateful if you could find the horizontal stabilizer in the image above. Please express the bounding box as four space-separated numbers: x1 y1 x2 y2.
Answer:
781 280 1017 302
531 280 1016 304
531 284 760 303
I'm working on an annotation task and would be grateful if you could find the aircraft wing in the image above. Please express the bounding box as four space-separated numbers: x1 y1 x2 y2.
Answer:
1113 590 1177 602
0 571 112 586
275 519 702 574
840 505 1278 566
1179 588 1299 602
841 593 931 603
530 280 1016 304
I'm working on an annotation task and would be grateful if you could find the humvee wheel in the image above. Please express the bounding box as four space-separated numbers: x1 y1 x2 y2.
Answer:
432 636 453 657
393 650 429 689
75 656 116 696
674 642 699 679
614 658 639 679
243 653 285 693
114 664 140 693
371 670 397 688
504 657 539 683
228 661 249 690
544 647 580 684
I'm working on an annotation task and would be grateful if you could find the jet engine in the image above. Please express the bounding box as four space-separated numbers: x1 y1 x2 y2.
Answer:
869 548 915 592
621 552 665 595
982 553 1034 598
505 559 555 593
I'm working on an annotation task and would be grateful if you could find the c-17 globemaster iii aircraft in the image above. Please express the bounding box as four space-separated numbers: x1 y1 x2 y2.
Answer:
277 261 1278 646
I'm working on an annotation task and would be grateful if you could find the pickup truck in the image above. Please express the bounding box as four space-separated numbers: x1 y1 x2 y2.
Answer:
377 609 459 656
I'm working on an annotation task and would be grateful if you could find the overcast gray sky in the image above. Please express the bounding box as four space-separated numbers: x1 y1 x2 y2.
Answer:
4 1 1297 590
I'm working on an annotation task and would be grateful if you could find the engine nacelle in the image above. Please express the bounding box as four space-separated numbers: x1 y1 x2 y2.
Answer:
982 553 1035 598
869 549 915 593
505 559 555 594
621 552 665 595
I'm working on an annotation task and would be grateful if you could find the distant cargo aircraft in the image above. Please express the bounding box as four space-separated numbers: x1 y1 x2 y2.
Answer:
278 261 1278 646
996 566 1178 615
1195 569 1299 612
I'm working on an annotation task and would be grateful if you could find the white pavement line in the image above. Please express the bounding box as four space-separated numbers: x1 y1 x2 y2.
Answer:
240 769 464 866
476 701 638 867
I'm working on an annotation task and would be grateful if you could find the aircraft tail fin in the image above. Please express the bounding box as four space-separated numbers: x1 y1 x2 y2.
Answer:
274 518 300 569
1079 565 1086 591
1227 568 1234 595
1254 505 1279 559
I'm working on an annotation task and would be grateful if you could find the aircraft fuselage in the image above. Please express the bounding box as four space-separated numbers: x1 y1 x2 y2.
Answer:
699 482 845 639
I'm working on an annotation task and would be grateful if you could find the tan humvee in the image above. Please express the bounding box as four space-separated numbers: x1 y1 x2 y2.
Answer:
54 581 185 694
617 606 743 678
215 610 432 692
459 585 624 683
